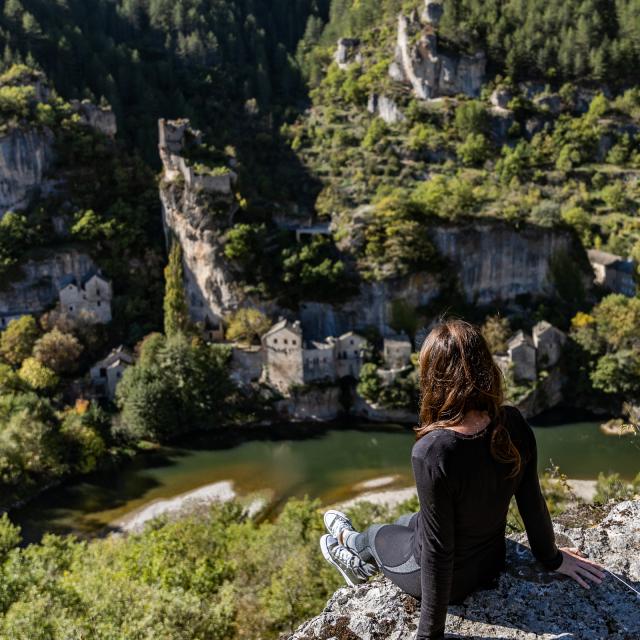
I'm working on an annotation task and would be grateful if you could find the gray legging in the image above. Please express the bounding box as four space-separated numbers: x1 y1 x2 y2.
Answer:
352 512 421 598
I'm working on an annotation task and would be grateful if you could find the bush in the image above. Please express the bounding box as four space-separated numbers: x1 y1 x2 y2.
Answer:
0 315 39 366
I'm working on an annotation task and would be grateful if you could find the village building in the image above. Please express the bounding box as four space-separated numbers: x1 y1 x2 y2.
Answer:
333 331 368 378
532 320 566 369
507 330 537 383
89 346 134 399
383 333 413 369
58 268 112 323
587 249 636 297
261 319 305 392
260 319 367 393
230 345 263 387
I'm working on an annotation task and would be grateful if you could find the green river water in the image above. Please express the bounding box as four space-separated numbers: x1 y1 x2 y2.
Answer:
10 420 639 542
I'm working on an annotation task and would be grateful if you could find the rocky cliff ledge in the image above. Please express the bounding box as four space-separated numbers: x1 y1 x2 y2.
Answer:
286 499 640 640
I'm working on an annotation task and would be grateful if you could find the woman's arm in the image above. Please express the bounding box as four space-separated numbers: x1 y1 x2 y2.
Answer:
412 451 455 640
513 418 563 569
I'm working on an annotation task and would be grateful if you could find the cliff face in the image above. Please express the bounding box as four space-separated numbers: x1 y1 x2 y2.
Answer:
431 221 591 305
389 9 485 99
286 499 640 640
0 249 95 318
0 127 55 217
158 119 243 325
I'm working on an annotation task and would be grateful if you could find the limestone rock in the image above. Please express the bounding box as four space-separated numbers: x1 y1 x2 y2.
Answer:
0 249 95 323
430 222 592 305
490 87 513 109
286 499 640 640
335 38 361 70
367 94 404 124
488 106 515 142
70 99 117 138
534 93 563 115
0 127 54 216
390 11 485 100
158 118 243 328
422 0 444 26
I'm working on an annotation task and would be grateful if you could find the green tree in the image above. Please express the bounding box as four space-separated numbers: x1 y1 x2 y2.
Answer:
0 315 39 366
225 308 271 345
481 315 511 354
163 241 190 338
33 328 83 374
18 357 58 390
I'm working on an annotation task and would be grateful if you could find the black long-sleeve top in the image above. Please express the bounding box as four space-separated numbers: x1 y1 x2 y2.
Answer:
410 405 563 640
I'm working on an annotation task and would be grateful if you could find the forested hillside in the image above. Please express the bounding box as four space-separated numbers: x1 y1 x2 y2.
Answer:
0 0 330 160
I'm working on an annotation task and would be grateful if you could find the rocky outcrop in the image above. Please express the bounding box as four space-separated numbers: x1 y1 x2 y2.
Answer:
0 127 55 217
367 94 404 124
0 248 95 320
389 5 485 99
431 222 592 305
335 38 361 70
159 119 242 326
70 100 117 138
275 385 344 422
286 499 640 639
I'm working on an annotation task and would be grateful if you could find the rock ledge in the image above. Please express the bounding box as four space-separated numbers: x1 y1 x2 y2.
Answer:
286 499 640 639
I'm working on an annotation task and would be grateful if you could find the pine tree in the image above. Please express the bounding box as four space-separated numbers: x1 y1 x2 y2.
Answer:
163 241 190 337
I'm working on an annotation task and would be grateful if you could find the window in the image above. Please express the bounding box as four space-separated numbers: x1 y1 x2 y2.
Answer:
284 339 288 345
99 368 107 378
350 339 354 345
69 306 74 311
353 350 358 356
292 339 297 345
273 339 278 344
97 301 101 307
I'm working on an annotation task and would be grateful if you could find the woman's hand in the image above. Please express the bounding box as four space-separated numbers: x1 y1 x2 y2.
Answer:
555 547 606 589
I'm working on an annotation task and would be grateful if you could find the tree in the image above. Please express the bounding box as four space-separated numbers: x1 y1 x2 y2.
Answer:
591 350 640 396
356 363 383 403
18 357 59 390
481 315 511 354
457 133 489 166
0 315 39 366
163 241 190 337
117 334 233 441
225 308 271 345
454 100 488 138
33 328 83 374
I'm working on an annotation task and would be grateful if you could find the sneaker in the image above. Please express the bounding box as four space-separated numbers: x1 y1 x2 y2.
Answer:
320 534 375 587
323 509 355 544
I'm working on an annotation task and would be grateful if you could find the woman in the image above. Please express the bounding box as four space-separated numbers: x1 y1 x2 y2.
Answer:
320 319 605 640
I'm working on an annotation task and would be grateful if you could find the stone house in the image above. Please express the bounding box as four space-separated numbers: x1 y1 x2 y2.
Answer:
587 249 636 297
507 331 537 383
90 346 134 399
383 333 413 369
333 331 367 378
532 321 566 369
261 319 305 392
261 319 367 393
58 268 112 323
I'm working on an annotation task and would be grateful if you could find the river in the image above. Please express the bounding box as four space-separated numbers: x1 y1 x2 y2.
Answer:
10 419 639 542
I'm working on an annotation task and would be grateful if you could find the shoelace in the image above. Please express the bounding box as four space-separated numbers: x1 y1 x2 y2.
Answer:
333 543 362 569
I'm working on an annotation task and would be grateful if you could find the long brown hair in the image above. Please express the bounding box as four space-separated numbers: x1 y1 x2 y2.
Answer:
415 318 521 478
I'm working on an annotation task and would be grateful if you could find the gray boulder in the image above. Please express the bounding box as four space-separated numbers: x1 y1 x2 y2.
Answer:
286 499 640 639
